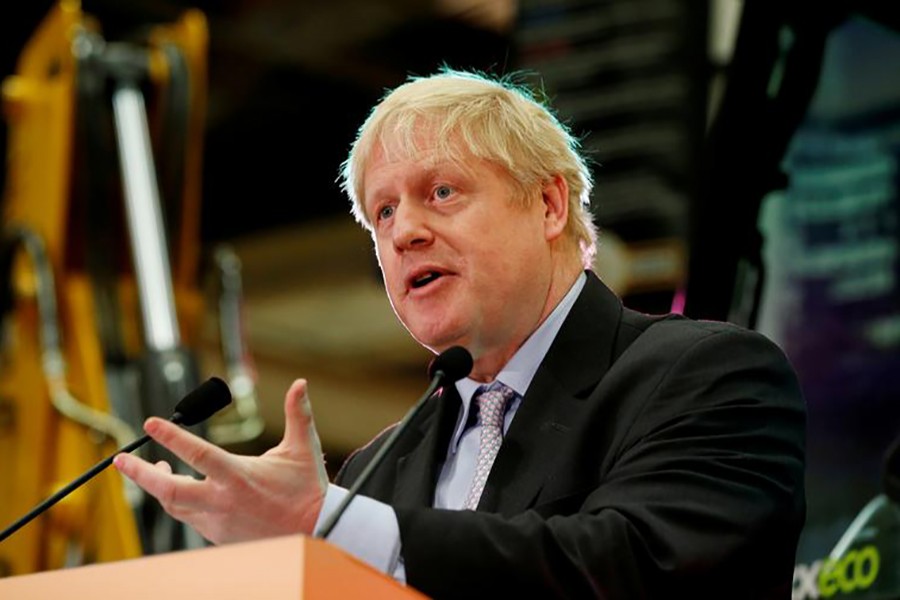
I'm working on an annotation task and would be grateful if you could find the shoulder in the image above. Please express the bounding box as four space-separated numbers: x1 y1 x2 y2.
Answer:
603 310 804 435
574 272 790 368
620 308 792 366
611 312 806 448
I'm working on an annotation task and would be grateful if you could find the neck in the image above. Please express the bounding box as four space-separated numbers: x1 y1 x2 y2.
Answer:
468 261 583 382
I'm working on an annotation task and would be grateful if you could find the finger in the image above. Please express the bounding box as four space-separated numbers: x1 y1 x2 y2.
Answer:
114 453 209 508
155 460 173 474
143 417 235 480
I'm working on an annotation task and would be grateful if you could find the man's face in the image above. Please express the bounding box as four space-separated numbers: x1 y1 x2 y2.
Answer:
362 130 558 363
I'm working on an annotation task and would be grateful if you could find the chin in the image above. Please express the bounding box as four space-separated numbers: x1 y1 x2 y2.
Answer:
408 323 467 354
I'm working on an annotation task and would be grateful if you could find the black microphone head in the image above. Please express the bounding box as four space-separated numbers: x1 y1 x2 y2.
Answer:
172 377 232 426
428 346 473 383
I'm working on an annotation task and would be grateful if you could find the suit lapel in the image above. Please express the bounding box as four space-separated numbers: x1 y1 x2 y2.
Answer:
392 385 462 507
477 273 624 516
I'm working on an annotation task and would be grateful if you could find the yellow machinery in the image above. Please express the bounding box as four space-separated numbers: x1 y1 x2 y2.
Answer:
0 1 262 576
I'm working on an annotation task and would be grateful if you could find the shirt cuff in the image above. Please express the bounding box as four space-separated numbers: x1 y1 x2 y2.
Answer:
313 484 406 583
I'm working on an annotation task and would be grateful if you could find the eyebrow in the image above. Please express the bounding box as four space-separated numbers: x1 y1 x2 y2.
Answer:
364 154 482 208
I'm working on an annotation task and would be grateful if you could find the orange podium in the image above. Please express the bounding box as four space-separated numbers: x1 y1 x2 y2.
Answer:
0 535 427 599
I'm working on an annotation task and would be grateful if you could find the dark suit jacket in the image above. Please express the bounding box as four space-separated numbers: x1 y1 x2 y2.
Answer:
336 272 806 599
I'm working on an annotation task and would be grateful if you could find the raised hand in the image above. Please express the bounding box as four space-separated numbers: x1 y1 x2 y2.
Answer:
114 379 328 544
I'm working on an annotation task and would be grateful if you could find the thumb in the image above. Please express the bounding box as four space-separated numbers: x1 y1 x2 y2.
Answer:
279 379 319 455
279 379 329 489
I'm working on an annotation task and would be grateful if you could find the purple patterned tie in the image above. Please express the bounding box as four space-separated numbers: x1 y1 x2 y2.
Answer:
464 382 516 510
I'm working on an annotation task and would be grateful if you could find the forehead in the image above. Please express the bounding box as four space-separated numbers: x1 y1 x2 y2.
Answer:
363 128 476 185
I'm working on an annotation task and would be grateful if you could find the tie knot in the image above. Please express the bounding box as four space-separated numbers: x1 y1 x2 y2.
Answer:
474 383 515 429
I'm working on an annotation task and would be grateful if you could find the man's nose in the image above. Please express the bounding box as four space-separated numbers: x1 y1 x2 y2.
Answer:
392 201 434 251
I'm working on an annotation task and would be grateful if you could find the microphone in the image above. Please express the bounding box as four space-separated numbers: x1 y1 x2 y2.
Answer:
169 376 232 426
426 345 475 383
0 377 232 543
315 345 473 539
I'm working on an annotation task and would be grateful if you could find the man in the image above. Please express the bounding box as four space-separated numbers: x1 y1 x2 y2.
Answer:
114 69 806 598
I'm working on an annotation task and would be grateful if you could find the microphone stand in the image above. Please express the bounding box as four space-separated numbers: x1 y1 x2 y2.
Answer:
0 377 231 544
315 372 446 539
0 433 153 543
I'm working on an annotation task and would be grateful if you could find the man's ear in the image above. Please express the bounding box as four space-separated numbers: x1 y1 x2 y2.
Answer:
541 175 569 242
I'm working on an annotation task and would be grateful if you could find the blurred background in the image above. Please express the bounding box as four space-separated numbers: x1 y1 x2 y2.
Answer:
0 0 898 596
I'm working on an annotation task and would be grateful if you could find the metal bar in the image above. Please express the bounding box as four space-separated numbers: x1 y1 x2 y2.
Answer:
111 83 180 351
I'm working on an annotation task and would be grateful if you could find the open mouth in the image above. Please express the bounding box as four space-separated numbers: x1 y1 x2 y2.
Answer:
411 271 443 289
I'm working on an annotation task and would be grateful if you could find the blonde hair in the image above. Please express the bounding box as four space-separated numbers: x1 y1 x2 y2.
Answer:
340 69 597 267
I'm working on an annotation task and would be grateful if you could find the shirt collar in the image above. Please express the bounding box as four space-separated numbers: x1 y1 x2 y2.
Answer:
449 272 587 450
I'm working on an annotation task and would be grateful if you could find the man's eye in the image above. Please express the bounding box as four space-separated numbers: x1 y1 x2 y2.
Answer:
434 185 454 200
377 205 395 221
